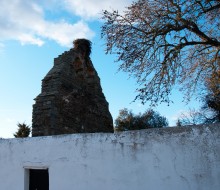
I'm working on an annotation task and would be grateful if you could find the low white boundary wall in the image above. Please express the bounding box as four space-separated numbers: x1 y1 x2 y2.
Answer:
0 124 220 190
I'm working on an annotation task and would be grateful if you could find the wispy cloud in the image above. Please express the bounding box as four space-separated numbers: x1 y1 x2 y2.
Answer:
63 0 132 19
0 0 131 47
40 20 94 47
0 0 95 47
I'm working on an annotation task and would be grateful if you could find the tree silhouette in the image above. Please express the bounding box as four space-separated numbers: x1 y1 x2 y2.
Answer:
115 108 168 131
14 122 31 138
102 0 220 105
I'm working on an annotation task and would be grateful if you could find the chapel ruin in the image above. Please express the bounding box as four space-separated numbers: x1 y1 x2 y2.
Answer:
32 39 113 136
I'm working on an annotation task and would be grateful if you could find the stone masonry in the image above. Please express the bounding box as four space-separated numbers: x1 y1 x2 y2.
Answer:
32 39 113 136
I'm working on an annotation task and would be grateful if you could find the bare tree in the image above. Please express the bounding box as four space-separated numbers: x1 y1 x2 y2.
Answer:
177 108 213 126
101 0 220 105
202 71 220 122
177 72 220 126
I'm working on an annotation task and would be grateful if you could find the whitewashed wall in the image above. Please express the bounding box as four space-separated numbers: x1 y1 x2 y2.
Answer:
0 124 220 190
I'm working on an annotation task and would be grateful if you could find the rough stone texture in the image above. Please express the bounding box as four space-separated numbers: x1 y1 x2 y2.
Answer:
32 40 113 136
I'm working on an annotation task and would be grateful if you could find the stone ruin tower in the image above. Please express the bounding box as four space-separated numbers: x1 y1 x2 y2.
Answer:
32 39 113 136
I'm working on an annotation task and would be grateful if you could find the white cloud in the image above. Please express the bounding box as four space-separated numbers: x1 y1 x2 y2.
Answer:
0 0 131 47
41 20 95 47
0 0 95 47
18 34 45 46
63 0 132 19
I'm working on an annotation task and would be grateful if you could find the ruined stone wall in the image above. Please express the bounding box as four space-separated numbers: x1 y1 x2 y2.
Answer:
32 42 113 136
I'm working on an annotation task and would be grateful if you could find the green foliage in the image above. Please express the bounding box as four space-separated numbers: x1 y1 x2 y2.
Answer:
115 108 168 131
14 122 31 138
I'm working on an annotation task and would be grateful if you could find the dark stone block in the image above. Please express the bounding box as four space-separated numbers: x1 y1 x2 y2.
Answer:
32 39 113 136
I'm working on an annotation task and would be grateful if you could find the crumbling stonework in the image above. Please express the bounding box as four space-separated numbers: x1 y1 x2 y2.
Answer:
32 39 113 136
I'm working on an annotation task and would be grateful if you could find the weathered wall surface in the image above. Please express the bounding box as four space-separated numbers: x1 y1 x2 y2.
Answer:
32 40 113 136
0 124 220 190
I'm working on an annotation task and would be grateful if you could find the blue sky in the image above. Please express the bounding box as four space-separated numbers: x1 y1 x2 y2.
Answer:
0 0 200 138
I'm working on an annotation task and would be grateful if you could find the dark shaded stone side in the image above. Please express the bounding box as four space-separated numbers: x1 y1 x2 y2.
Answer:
32 45 113 136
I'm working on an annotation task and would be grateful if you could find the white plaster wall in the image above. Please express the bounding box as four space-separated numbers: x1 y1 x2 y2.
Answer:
0 124 220 190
